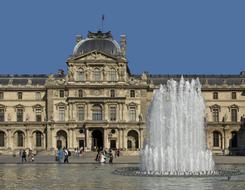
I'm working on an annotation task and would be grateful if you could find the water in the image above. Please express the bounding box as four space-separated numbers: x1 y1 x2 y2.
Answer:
0 164 244 190
141 78 214 172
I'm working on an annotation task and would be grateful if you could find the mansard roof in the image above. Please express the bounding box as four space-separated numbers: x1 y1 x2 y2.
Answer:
0 74 64 86
148 73 245 86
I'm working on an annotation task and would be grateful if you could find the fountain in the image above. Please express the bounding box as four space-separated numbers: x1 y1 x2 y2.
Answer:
114 77 241 179
141 77 214 173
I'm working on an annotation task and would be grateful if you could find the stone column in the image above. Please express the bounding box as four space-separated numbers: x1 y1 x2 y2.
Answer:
7 129 12 150
85 128 89 151
103 129 108 149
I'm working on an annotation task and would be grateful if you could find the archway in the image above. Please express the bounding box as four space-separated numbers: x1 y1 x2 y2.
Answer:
127 130 139 150
91 130 103 151
56 130 67 149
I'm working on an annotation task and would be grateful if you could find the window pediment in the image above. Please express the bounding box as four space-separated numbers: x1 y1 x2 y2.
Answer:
209 104 221 112
55 102 67 110
127 102 138 109
228 104 239 112
32 104 44 111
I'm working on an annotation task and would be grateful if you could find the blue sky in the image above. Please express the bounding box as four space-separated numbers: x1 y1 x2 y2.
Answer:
0 0 244 75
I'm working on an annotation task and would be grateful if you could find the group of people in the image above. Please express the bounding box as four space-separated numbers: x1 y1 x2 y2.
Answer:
19 149 35 163
56 147 71 163
95 148 118 164
74 147 84 157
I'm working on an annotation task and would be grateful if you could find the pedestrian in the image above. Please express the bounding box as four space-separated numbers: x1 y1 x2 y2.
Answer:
63 148 69 163
57 148 63 163
109 150 113 164
22 150 27 163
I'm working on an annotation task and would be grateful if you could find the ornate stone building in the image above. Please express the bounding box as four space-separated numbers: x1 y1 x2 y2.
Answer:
0 31 245 155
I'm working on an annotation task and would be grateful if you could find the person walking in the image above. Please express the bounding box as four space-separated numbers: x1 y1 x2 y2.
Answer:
22 150 27 163
57 148 63 163
63 148 69 163
109 150 113 164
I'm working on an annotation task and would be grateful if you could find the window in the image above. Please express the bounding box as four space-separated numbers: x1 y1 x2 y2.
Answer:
212 108 219 122
92 105 102 121
0 131 4 147
231 109 237 122
110 89 115 98
130 90 135 98
78 90 83 98
110 106 117 121
213 92 218 99
109 68 117 81
36 108 42 122
36 132 42 147
0 109 4 122
93 69 101 81
78 106 84 121
77 71 85 81
59 106 65 121
129 106 136 121
17 108 23 122
231 92 236 99
18 92 23 100
213 131 221 147
17 131 24 147
0 92 3 99
59 90 64 98
36 92 41 100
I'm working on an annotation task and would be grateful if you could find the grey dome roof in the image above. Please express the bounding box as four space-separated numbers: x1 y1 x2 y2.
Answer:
73 31 121 57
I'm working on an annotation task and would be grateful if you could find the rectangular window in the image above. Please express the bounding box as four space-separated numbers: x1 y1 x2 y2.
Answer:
0 109 4 122
78 90 83 98
78 71 84 81
110 89 115 98
0 132 4 147
36 108 42 122
110 106 117 121
129 106 136 121
17 108 23 122
109 69 117 81
59 90 64 98
213 92 218 99
0 92 4 99
130 90 135 98
18 92 23 100
231 92 236 99
59 107 65 121
231 109 237 122
93 69 101 81
212 109 219 122
78 107 84 121
36 92 41 100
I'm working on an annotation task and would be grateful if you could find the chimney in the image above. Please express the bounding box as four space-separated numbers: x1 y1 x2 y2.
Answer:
120 34 126 57
76 35 82 44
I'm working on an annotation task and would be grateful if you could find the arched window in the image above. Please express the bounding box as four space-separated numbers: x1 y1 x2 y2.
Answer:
0 131 5 147
92 105 102 121
109 68 117 81
93 69 101 81
17 131 24 147
36 131 42 147
213 131 221 147
231 132 238 147
231 109 237 122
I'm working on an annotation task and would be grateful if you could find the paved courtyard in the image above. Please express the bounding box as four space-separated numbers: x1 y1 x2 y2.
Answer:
0 152 244 164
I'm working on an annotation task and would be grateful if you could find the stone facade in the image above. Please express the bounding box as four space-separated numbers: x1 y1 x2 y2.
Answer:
0 31 245 155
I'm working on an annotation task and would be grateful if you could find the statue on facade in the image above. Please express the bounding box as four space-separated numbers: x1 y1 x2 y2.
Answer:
222 113 228 123
68 66 74 81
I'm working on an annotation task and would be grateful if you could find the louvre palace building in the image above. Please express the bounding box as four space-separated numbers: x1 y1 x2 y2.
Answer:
0 30 245 155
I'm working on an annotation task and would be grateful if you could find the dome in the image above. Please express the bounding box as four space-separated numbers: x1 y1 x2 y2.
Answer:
73 31 121 57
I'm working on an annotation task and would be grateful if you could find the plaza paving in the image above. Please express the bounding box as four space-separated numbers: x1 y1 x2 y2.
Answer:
0 152 244 164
